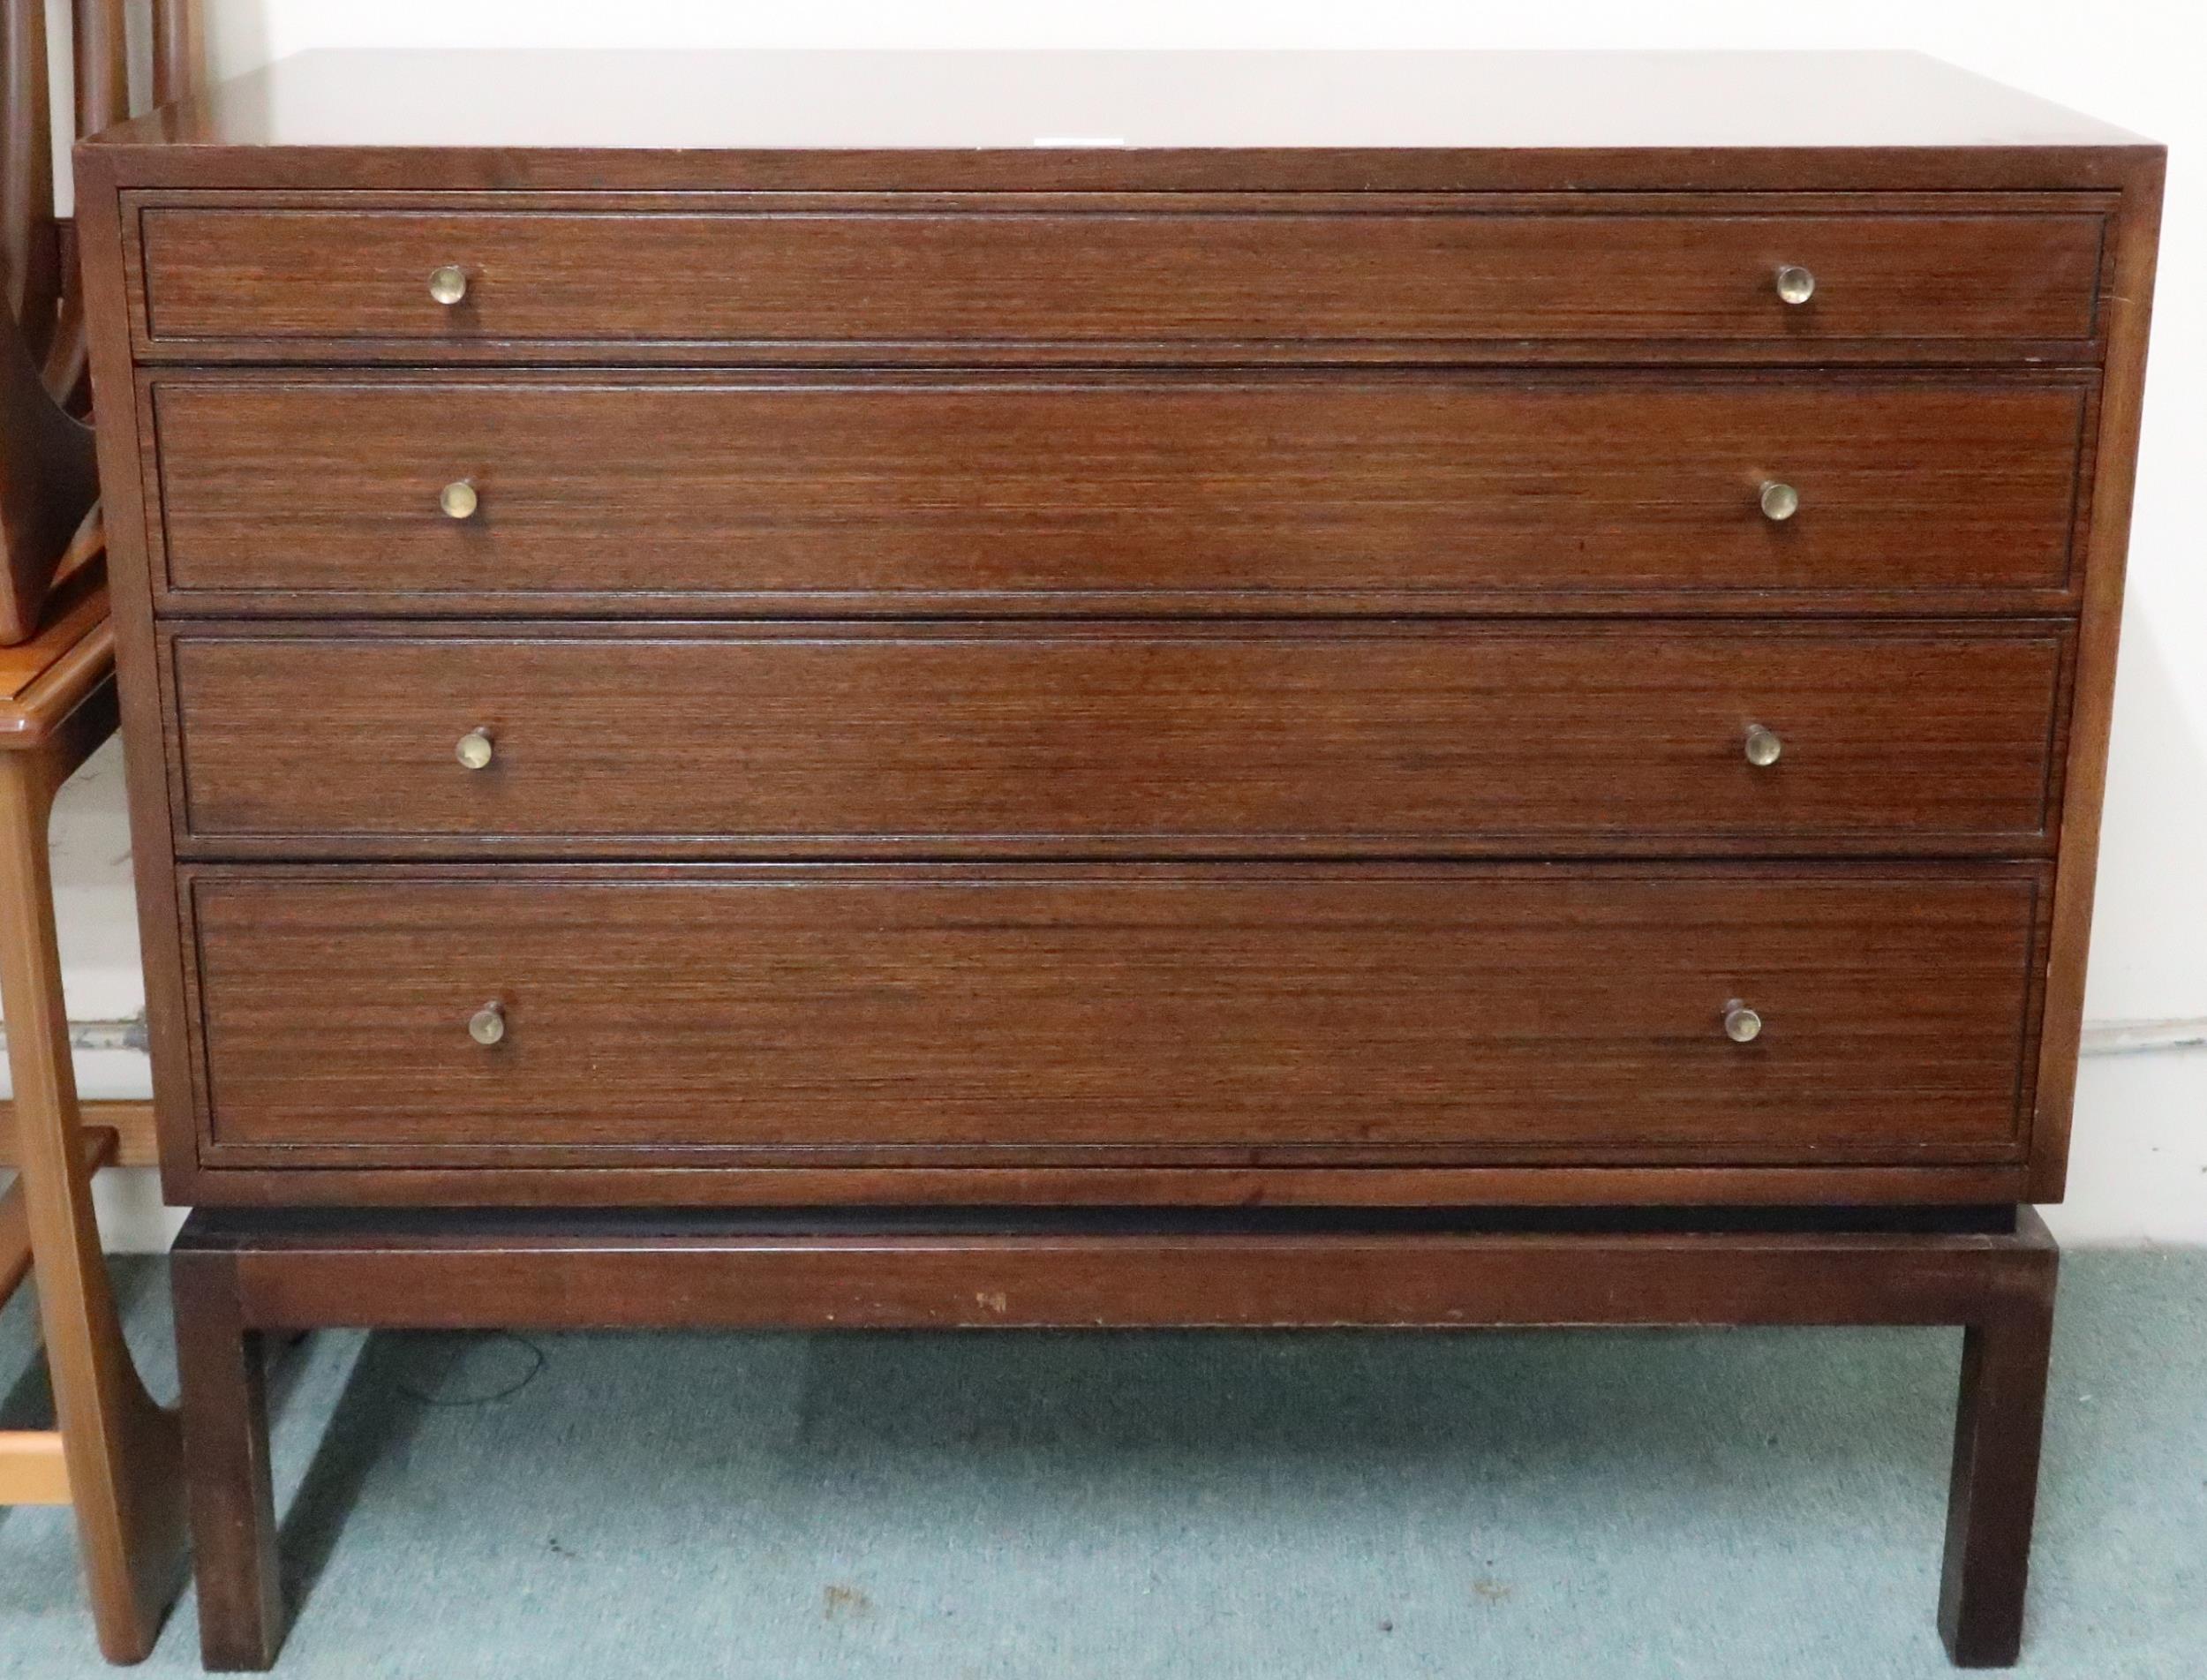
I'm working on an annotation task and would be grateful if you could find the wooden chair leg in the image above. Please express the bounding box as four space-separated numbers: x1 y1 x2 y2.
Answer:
171 1247 283 1671
1938 1258 2059 1668
0 749 187 1662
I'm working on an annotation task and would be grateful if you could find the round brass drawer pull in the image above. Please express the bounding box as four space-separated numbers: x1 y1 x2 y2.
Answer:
1759 479 1801 522
428 264 470 305
1723 1002 1763 1043
1744 724 1783 767
468 1001 507 1046
455 728 495 771
1774 264 1816 305
439 479 479 520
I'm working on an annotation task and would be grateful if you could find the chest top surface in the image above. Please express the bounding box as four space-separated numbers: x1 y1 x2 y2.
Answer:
78 50 2153 192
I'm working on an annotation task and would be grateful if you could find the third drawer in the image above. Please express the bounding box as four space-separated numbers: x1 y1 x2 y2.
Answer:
165 622 2072 857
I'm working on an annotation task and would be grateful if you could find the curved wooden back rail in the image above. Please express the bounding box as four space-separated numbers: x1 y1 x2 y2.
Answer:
0 4 195 1664
0 0 197 644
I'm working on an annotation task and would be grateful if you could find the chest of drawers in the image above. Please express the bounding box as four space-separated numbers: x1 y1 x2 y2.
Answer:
75 49 2160 1668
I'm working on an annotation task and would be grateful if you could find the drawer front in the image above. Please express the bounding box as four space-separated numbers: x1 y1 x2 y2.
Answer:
134 200 2105 352
147 373 2092 610
185 867 2045 1162
168 624 2069 856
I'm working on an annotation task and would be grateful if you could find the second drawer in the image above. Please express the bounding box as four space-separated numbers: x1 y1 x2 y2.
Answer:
146 371 2094 613
167 622 2070 856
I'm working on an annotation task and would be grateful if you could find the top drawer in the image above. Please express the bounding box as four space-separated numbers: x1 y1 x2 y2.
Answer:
127 193 2110 360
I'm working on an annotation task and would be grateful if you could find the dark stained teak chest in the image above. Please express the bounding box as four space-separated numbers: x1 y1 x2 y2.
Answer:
72 49 2163 1669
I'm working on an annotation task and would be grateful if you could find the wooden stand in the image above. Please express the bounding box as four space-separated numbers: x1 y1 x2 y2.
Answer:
0 569 187 1662
170 1203 2057 1671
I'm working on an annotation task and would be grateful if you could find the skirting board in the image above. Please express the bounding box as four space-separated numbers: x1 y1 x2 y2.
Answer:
0 1098 159 1167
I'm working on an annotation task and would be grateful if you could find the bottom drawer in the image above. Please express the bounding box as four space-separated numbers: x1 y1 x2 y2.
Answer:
182 865 2046 1168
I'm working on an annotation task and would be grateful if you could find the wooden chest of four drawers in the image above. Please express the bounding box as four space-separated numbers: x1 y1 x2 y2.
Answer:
75 49 2161 1668
82 144 2154 1213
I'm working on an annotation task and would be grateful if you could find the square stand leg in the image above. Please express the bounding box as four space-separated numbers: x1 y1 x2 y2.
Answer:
169 1204 2058 1672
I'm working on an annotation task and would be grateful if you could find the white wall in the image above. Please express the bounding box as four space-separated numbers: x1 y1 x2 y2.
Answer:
9 2 2203 1246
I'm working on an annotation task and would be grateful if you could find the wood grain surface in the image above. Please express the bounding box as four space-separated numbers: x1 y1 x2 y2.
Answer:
184 864 2047 1163
133 200 2106 350
165 622 2072 856
146 371 2094 608
64 84 2165 1217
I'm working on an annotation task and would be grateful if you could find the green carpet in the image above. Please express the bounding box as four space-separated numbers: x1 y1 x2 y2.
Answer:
2 1250 2202 1678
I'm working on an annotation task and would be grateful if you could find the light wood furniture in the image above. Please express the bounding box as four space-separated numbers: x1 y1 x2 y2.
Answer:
3 3 197 1658
72 50 2162 1669
1 1099 161 1168
0 555 187 1662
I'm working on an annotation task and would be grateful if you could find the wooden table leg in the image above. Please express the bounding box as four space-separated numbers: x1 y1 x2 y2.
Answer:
170 1246 283 1672
0 748 187 1662
1939 1249 2060 1667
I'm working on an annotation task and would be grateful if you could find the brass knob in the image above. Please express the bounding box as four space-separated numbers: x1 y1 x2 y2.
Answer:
455 728 494 771
1723 1002 1763 1043
1774 264 1816 305
1759 480 1801 522
468 1001 506 1046
440 479 479 520
1744 724 1782 767
428 264 470 305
